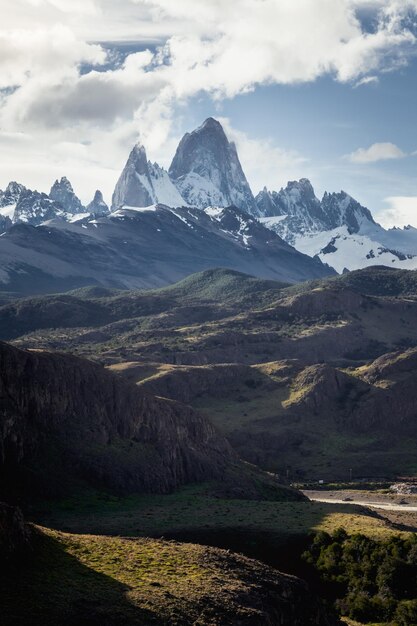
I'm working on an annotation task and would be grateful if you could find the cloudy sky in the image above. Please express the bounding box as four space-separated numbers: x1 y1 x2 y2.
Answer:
0 0 416 226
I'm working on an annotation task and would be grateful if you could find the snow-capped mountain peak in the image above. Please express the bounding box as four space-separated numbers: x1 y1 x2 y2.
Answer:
259 181 417 274
13 189 65 226
257 178 376 245
169 118 259 215
86 190 109 216
0 181 26 208
49 177 84 214
111 143 184 211
256 178 324 243
320 190 375 233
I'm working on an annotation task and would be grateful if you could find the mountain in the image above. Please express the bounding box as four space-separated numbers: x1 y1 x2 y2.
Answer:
112 119 259 214
112 143 185 210
294 225 417 273
0 339 306 507
321 190 375 231
257 179 417 272
0 184 64 230
256 179 322 223
86 189 109 216
169 118 259 214
0 181 26 209
0 204 334 295
0 182 26 231
256 180 375 244
8 265 417 370
4 116 416 277
13 189 65 226
0 178 88 231
129 351 417 480
49 176 84 214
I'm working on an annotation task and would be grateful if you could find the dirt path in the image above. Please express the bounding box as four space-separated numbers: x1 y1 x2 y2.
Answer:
303 490 417 512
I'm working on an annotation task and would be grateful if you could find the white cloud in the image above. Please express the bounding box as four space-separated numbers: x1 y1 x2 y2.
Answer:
354 75 379 87
0 0 416 201
380 196 417 228
348 142 407 163
0 25 105 90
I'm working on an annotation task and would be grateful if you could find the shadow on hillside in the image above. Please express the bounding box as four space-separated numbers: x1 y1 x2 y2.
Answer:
0 529 157 626
30 495 375 596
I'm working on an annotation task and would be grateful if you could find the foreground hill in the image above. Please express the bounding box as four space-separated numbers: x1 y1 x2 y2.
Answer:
0 341 299 502
0 507 338 626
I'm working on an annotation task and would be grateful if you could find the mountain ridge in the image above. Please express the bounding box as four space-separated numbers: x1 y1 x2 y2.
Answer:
1 117 417 278
0 204 333 295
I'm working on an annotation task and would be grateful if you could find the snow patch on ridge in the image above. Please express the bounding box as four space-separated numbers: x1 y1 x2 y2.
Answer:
0 204 16 220
295 226 417 272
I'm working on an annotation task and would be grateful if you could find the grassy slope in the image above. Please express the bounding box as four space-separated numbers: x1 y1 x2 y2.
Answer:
8 268 417 370
23 485 415 626
2 525 312 626
7 266 417 482
34 485 404 545
281 266 417 298
126 359 417 481
193 388 417 480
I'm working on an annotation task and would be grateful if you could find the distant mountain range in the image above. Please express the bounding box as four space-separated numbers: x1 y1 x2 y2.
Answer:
0 117 416 295
257 180 417 273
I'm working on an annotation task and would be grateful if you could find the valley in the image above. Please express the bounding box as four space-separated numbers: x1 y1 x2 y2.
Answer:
6 266 417 482
3 265 417 623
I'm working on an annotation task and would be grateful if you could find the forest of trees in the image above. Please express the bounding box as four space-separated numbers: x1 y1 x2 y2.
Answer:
303 529 417 624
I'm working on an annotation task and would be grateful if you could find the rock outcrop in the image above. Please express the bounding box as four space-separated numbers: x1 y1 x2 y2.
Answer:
0 502 30 558
0 341 235 498
0 181 26 209
49 177 84 214
86 190 109 216
13 189 64 225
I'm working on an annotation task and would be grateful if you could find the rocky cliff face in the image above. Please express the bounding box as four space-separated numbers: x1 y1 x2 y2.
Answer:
49 177 84 214
13 189 64 226
112 144 155 209
169 118 259 215
321 191 375 232
0 182 26 209
0 215 12 233
112 144 184 210
0 502 30 558
86 190 109 216
0 341 235 498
